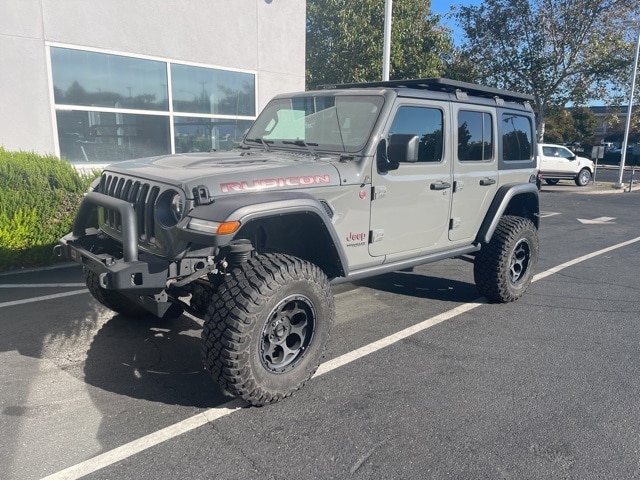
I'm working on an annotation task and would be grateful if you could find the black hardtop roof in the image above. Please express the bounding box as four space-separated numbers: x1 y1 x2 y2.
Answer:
320 78 534 104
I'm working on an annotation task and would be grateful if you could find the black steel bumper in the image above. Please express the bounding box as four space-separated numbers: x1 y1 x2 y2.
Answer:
56 192 169 295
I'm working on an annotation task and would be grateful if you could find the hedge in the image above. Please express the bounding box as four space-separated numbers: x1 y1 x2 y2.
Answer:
0 148 98 271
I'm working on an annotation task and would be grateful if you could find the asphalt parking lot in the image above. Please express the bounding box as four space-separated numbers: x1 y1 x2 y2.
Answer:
2 185 640 480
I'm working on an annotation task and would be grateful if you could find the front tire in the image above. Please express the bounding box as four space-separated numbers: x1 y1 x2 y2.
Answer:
201 253 334 406
474 216 539 303
575 168 592 186
84 268 149 317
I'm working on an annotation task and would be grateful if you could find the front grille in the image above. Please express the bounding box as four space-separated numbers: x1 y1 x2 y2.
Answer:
97 173 160 244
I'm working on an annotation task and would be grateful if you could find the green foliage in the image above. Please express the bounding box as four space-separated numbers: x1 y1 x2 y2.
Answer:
0 148 98 271
545 106 599 145
306 0 452 89
454 0 640 140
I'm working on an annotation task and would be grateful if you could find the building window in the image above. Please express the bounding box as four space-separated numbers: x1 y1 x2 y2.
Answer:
171 64 255 116
51 48 168 111
174 117 254 153
56 111 170 163
50 46 256 164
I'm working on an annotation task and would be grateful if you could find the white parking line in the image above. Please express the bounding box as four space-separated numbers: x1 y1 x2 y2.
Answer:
0 289 88 309
0 283 86 288
39 234 640 480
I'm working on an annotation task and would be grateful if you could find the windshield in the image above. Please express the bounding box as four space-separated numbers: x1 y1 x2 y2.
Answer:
245 95 384 153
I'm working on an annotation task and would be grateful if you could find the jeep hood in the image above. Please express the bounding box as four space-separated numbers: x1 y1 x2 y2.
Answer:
104 151 342 198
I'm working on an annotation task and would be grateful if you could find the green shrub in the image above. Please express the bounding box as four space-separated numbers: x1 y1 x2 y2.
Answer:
0 148 98 271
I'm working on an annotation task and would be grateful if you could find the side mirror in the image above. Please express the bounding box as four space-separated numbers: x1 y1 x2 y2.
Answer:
389 134 419 163
376 139 399 172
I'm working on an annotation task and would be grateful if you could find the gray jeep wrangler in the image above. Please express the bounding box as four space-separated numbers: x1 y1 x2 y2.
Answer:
57 78 540 406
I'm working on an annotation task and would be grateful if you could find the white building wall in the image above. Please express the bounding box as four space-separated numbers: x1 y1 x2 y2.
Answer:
0 0 305 156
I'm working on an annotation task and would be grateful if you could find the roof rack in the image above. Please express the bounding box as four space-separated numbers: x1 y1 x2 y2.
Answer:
320 78 534 104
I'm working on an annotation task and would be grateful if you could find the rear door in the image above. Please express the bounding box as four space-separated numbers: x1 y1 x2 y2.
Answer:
449 105 498 242
369 101 452 257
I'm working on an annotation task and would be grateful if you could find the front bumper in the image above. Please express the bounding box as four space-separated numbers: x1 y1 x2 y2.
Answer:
56 192 170 295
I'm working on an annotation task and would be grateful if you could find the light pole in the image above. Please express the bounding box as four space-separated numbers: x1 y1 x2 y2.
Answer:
615 22 640 188
382 0 392 81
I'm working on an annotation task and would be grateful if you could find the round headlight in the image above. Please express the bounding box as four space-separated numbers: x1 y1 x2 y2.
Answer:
156 190 185 227
170 192 184 222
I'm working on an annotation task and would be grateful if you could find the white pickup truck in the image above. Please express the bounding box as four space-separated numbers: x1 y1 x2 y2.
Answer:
538 143 595 187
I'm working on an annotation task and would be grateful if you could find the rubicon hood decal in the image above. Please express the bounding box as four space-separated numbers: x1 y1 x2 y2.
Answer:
103 151 342 197
220 174 332 193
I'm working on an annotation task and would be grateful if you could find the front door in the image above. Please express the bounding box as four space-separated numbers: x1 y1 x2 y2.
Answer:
369 102 452 257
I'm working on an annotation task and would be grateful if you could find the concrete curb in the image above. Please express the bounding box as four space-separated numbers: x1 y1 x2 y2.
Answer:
541 181 640 194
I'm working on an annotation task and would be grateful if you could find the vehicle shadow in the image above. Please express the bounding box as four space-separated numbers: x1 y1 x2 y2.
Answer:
351 269 480 303
82 310 229 408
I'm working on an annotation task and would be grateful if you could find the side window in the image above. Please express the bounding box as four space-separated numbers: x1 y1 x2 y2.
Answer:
458 110 493 161
502 114 533 161
388 106 443 162
542 146 555 156
558 147 574 159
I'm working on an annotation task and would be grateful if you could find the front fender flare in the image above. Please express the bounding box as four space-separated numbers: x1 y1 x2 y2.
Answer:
180 191 348 277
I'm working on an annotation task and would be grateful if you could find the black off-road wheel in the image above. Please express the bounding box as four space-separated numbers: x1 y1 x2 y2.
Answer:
84 268 149 317
201 253 334 406
474 216 539 303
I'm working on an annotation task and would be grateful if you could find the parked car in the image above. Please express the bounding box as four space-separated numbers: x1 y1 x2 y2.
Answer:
538 143 595 186
57 78 540 406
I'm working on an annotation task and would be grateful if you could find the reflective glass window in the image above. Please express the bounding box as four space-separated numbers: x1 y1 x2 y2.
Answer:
458 111 493 161
171 64 255 116
388 106 443 162
51 47 168 111
56 111 170 163
174 117 253 153
502 114 534 161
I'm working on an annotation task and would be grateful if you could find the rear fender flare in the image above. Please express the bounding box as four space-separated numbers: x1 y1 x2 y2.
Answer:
476 183 539 245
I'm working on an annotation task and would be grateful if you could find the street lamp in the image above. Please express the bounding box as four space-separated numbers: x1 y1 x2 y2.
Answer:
615 21 640 188
382 0 392 81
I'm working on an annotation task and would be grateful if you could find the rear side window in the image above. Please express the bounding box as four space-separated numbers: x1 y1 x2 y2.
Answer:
502 114 533 161
388 106 443 162
458 110 493 161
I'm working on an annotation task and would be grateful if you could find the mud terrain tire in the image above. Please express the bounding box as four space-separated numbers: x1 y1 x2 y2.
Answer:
202 253 334 406
474 216 538 303
84 268 149 317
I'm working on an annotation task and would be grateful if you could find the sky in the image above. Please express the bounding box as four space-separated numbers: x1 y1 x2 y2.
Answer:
429 0 480 46
431 0 470 46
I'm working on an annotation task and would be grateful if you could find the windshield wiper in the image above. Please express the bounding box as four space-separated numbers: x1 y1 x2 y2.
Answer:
245 137 274 151
283 140 319 158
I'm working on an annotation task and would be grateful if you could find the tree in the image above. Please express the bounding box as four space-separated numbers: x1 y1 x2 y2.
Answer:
544 106 599 145
454 0 640 141
306 0 452 89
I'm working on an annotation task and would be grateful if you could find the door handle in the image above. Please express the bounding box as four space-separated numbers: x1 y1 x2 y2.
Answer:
479 178 496 186
430 181 451 191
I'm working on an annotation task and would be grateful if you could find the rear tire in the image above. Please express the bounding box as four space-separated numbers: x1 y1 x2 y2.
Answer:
544 178 560 185
474 216 538 303
201 253 334 406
